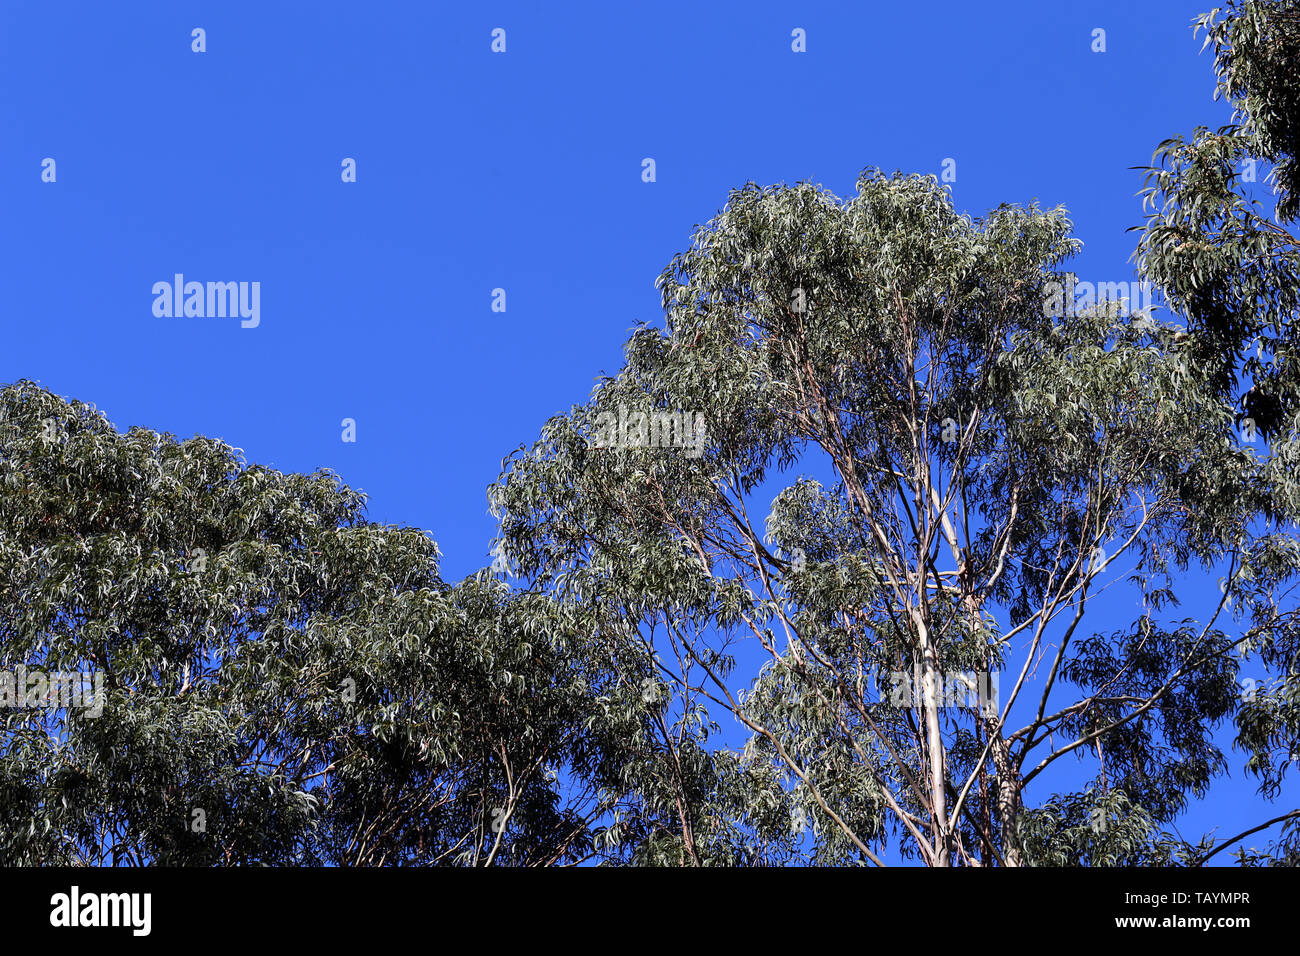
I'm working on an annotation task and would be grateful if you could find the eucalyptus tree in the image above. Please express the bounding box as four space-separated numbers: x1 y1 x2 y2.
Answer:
0 380 669 866
491 169 1300 865
1132 0 1300 864
1136 0 1300 438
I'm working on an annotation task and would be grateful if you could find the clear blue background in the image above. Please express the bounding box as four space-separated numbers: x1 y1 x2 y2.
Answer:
3 0 1291 864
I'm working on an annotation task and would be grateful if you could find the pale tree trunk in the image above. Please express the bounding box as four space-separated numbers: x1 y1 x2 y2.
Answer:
987 724 1022 866
963 561 1021 866
916 611 951 866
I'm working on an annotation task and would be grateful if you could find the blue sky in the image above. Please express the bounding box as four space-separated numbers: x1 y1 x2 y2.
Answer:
2 0 1291 863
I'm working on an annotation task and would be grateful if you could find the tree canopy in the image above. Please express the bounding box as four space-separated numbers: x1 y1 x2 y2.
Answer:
4 1 1300 868
490 168 1300 865
1136 0 1300 439
0 380 688 865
